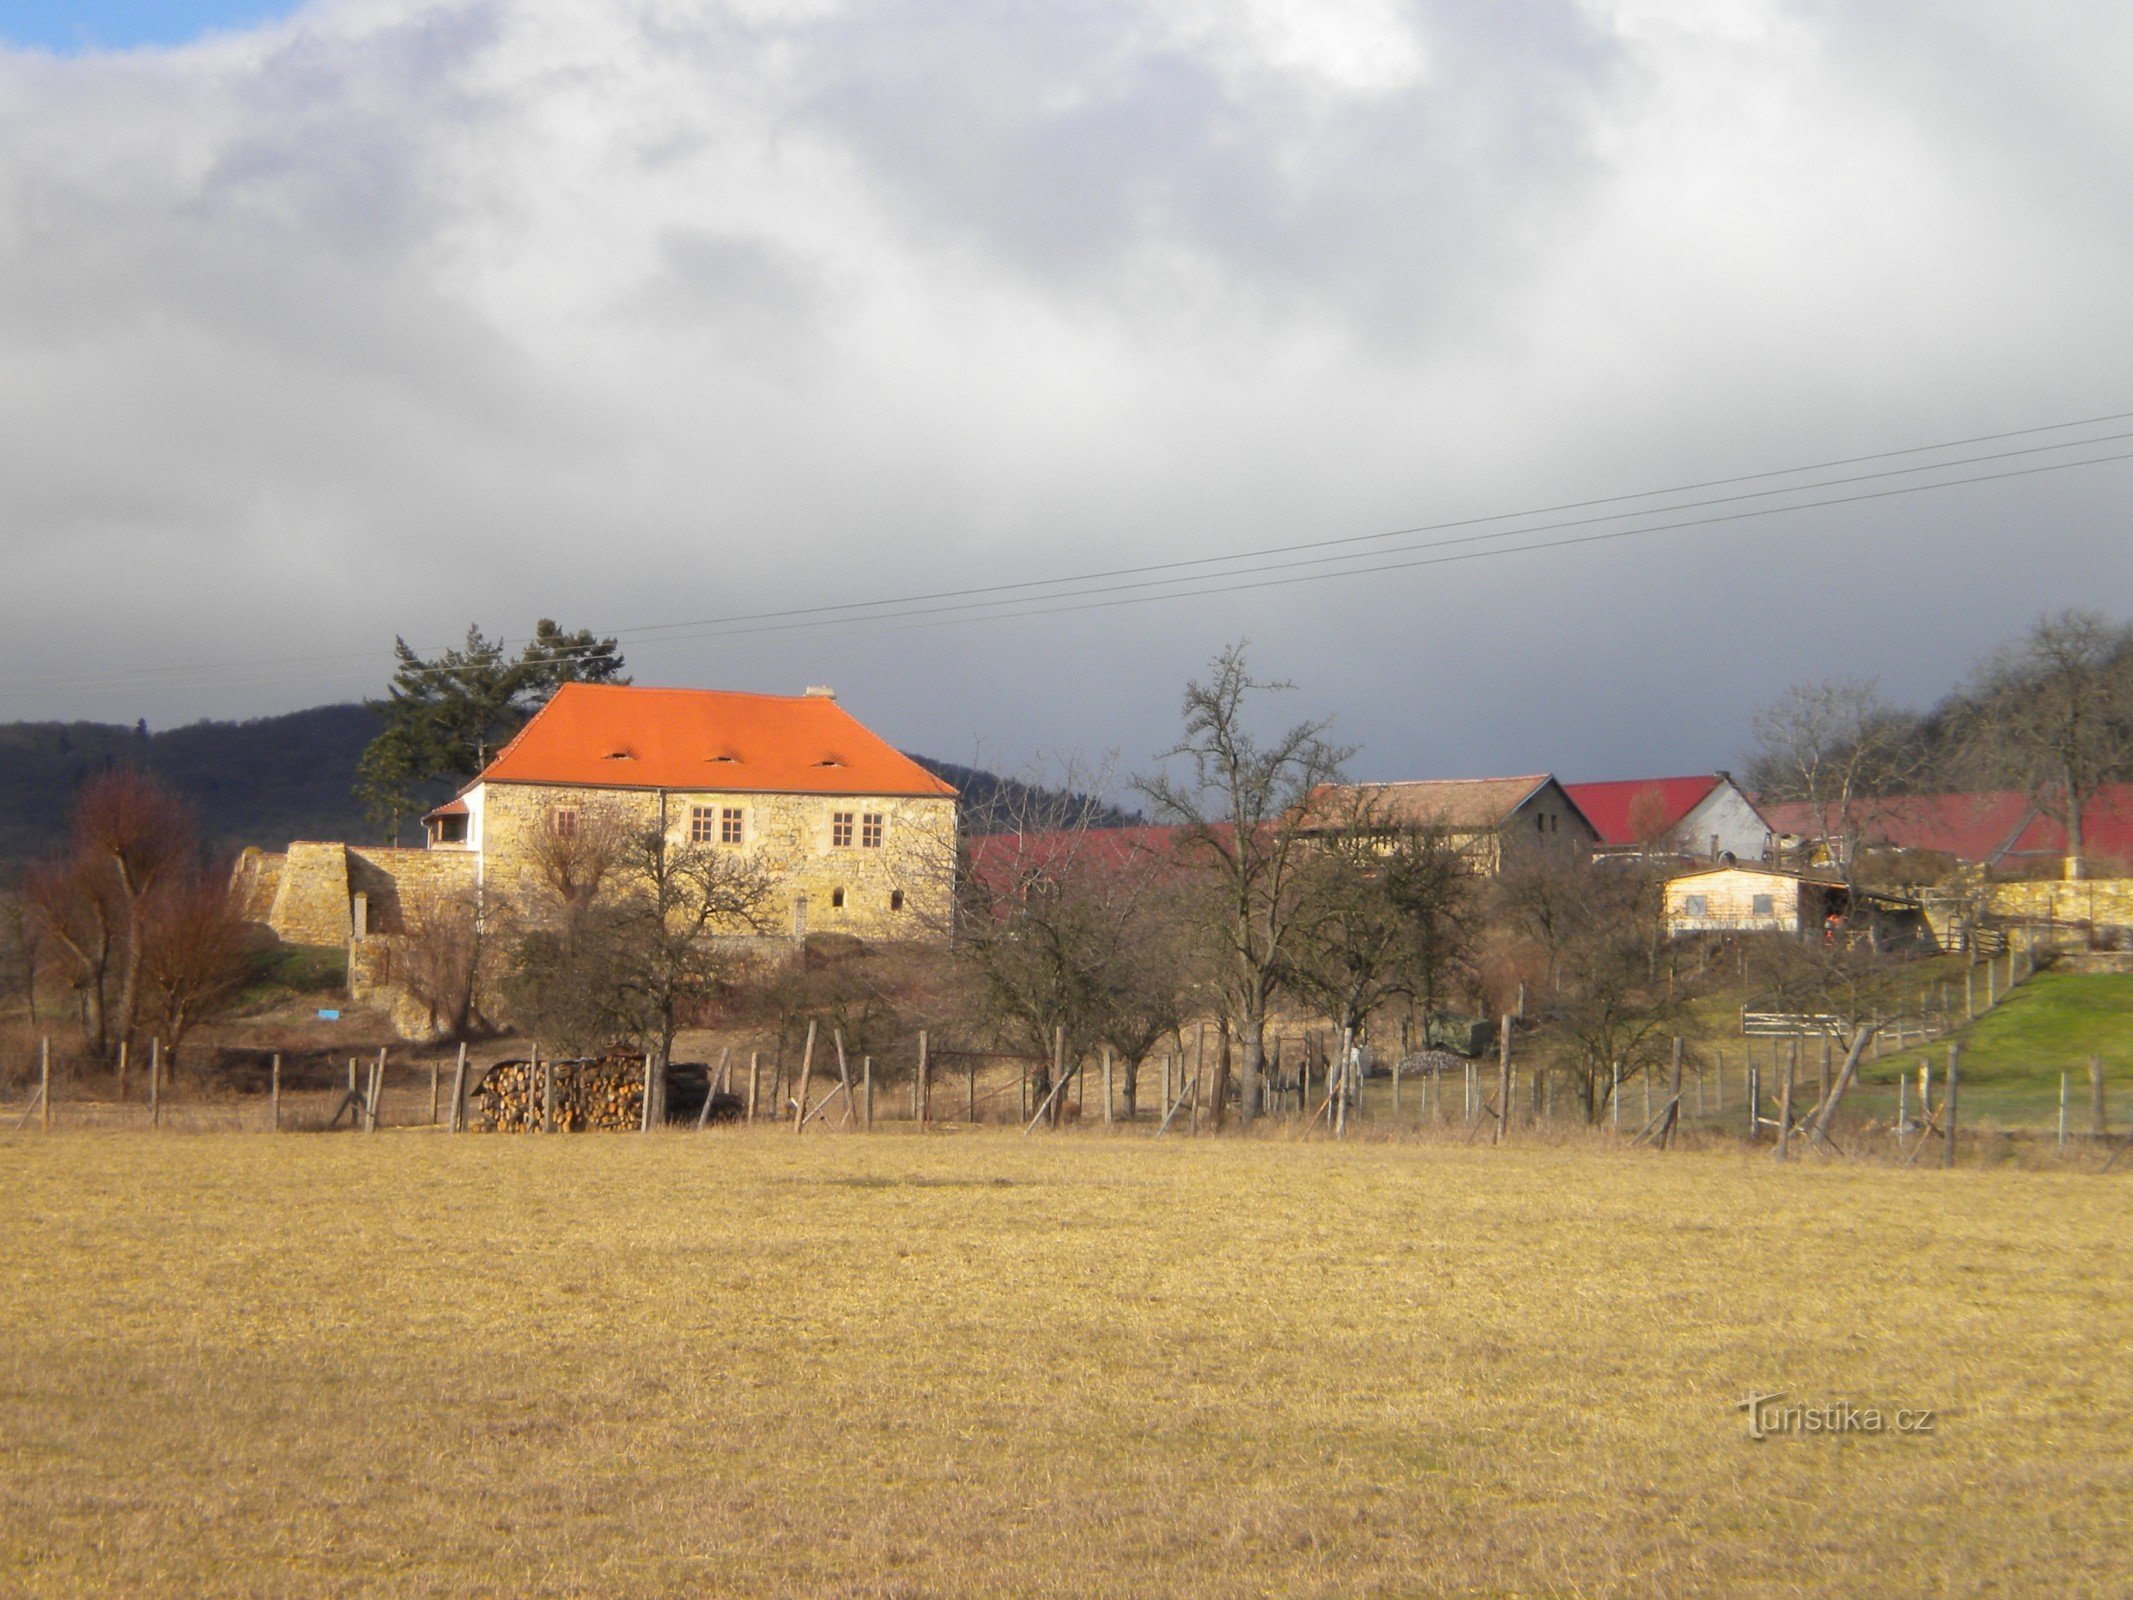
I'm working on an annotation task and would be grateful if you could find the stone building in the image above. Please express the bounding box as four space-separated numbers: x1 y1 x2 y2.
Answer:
1299 775 1597 874
420 681 958 941
239 682 958 1030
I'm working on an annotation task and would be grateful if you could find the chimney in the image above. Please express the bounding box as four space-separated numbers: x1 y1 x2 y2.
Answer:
805 685 837 699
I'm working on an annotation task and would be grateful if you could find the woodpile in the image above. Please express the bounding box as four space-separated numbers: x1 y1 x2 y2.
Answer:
473 1054 738 1131
475 1054 644 1132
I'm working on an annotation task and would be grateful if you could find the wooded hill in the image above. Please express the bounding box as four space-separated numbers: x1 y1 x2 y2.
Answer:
0 707 1138 862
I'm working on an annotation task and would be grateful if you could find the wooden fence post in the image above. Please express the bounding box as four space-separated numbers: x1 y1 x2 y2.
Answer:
1392 1050 1403 1118
2091 1055 2108 1139
966 1054 976 1123
450 1042 468 1133
1746 1064 1758 1141
430 1057 441 1126
1102 1047 1114 1125
151 1038 162 1129
833 1029 854 1130
1051 1027 1066 1129
1942 1043 1961 1169
2059 1072 2069 1152
40 1037 51 1133
917 1029 930 1128
862 1056 874 1130
271 1052 282 1132
116 1039 127 1103
746 1051 761 1123
1663 1036 1684 1150
542 1049 557 1134
640 1051 655 1132
1494 1014 1511 1144
793 1021 817 1132
1775 1049 1794 1161
366 1051 383 1132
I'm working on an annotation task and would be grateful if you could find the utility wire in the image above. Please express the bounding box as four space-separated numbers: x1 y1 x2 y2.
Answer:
5 409 2131 699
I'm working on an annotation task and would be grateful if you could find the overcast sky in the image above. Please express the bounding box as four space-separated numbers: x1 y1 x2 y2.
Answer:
3 0 2130 788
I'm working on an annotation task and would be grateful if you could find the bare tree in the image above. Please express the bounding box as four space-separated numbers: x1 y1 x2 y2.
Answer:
1288 797 1475 1049
1958 610 2133 880
140 865 253 1069
509 822 777 1122
1750 680 1922 892
1543 873 1688 1123
24 850 122 1055
1137 644 1353 1130
398 882 495 1041
0 878 38 1023
72 771 194 1057
956 761 1182 1114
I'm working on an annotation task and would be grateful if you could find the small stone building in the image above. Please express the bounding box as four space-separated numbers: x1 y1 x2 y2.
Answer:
1300 775 1597 874
1664 865 1929 947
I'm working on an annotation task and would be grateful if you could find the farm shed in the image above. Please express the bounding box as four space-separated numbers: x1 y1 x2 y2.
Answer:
1664 865 1931 947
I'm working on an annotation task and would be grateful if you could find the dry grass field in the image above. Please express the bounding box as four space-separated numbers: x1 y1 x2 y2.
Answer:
2 1128 2128 1598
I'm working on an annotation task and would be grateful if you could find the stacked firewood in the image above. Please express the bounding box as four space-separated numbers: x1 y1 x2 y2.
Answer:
474 1055 648 1132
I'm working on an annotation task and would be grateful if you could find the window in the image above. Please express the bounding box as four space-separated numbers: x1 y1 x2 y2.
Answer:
1537 813 1546 832
831 886 846 909
861 812 884 849
1685 894 1708 917
831 811 855 848
551 807 579 838
890 889 905 912
690 805 717 844
720 806 743 845
1751 893 1775 916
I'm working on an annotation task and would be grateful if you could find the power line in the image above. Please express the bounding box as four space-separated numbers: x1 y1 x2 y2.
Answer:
5 409 2131 700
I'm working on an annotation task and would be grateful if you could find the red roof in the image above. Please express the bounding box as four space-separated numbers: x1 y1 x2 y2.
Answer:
476 683 956 799
1759 786 2133 871
1562 776 1723 847
963 826 1185 884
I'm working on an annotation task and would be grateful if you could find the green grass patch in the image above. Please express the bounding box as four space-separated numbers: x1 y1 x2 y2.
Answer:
236 941 348 1005
1866 970 2133 1127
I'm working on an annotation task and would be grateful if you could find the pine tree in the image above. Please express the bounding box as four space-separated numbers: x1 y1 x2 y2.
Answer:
356 621 627 841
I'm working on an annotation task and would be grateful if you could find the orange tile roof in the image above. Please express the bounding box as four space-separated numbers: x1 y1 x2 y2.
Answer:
476 683 957 799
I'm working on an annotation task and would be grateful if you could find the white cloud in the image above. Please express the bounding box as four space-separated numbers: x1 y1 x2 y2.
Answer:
0 0 2128 781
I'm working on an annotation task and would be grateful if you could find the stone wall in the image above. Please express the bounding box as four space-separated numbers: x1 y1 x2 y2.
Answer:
229 847 283 925
477 781 957 943
1986 878 2133 938
346 846 479 935
266 842 354 947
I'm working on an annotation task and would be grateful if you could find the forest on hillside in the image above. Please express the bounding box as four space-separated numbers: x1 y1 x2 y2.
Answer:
0 706 1134 863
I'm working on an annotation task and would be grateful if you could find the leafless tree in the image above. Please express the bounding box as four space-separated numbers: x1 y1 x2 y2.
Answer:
1543 873 1689 1123
1137 643 1352 1130
398 882 495 1041
1956 609 2133 880
72 770 194 1057
0 876 44 1025
956 759 1188 1115
1750 679 1923 892
24 850 122 1056
510 822 777 1122
139 865 253 1070
1288 797 1475 1047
